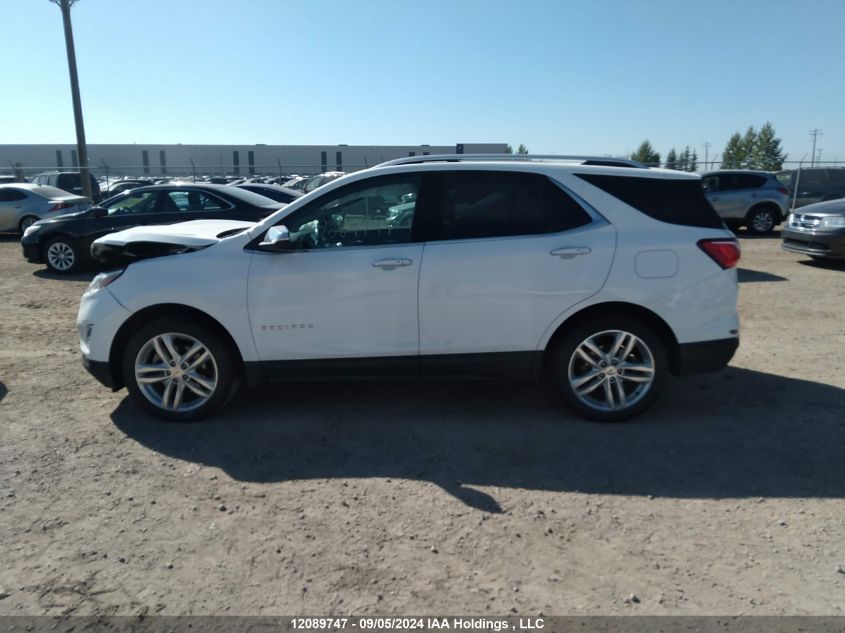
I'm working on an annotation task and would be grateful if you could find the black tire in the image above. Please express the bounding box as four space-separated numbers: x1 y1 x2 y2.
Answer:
745 206 777 235
18 215 39 234
43 235 84 274
551 315 668 423
121 316 241 422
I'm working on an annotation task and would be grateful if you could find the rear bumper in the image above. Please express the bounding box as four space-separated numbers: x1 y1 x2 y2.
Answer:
781 228 845 259
676 337 739 376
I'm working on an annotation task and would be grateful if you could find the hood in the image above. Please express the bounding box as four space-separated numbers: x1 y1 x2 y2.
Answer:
794 198 845 216
90 219 256 266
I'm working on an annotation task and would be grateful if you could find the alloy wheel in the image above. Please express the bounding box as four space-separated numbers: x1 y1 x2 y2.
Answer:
567 329 656 412
134 332 219 413
752 211 774 233
46 241 76 272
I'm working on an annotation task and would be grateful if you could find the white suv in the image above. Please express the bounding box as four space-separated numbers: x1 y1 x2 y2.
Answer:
77 155 740 423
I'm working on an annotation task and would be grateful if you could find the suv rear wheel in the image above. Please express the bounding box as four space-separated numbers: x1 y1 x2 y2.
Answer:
746 206 777 235
553 316 668 422
122 316 240 421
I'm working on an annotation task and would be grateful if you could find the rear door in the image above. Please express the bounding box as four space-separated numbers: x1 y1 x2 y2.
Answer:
0 188 29 231
417 170 615 377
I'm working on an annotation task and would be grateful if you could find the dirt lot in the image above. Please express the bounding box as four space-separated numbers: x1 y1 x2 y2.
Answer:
0 232 843 616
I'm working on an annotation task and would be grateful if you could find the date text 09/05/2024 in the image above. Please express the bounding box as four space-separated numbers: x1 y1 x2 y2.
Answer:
290 618 546 631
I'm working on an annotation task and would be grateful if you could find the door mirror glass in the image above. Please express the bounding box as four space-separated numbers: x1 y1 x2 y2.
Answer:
258 225 291 251
89 206 107 217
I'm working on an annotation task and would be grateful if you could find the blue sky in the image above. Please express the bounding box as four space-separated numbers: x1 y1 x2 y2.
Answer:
2 0 844 164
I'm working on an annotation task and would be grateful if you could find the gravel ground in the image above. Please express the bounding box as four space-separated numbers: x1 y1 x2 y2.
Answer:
0 231 843 616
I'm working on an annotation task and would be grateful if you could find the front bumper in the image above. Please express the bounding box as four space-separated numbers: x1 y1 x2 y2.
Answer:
781 227 845 259
82 355 117 389
675 337 739 376
21 240 43 263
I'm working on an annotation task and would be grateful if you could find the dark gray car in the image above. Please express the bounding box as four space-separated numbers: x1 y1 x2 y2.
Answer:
781 198 845 260
702 170 790 234
776 167 845 209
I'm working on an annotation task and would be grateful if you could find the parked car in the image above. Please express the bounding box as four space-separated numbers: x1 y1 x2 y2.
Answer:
31 171 102 202
701 170 789 234
301 171 346 193
0 183 89 234
102 179 155 197
776 167 845 209
21 183 284 274
233 183 303 204
76 155 740 423
781 198 845 260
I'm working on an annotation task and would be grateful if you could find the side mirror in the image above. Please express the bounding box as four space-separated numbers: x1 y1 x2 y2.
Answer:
89 206 107 218
258 225 292 251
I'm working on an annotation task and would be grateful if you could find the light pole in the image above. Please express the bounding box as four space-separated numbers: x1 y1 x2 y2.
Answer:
791 153 809 212
50 0 92 201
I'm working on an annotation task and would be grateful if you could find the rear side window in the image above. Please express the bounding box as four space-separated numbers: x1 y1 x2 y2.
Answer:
719 174 767 190
431 171 592 241
0 188 28 201
576 173 723 228
827 169 845 184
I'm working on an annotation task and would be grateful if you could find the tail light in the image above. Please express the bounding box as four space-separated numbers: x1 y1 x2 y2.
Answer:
776 186 789 195
49 202 74 211
698 238 740 269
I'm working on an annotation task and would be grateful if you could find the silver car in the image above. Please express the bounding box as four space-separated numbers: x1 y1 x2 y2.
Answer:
0 184 89 234
701 170 790 235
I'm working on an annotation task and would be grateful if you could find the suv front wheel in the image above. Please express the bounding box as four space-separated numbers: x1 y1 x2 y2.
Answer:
553 316 668 422
122 316 240 421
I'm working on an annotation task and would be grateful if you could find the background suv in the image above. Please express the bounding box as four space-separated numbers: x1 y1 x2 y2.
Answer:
31 171 102 202
77 155 740 423
701 170 789 234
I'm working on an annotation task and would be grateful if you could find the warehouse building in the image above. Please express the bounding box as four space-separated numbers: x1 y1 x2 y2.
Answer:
0 143 508 180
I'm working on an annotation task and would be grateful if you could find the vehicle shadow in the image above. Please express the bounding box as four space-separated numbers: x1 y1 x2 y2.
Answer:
797 258 845 271
32 269 96 282
110 367 845 512
734 228 783 240
737 267 787 283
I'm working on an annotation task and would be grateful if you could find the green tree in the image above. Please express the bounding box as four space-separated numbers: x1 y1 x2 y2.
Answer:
665 148 678 170
752 122 786 170
517 144 529 155
721 133 744 168
631 140 660 166
680 147 691 171
504 144 514 154
740 126 757 168
689 149 698 172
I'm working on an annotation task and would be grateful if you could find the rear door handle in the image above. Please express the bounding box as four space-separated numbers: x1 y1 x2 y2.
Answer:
372 258 412 268
550 247 591 258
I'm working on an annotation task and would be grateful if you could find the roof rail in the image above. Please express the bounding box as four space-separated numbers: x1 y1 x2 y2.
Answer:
375 154 647 169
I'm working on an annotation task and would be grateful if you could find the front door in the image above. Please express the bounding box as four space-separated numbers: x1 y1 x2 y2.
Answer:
247 175 424 377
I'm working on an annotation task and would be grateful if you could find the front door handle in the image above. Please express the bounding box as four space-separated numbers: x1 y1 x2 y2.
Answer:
372 258 412 268
550 247 591 258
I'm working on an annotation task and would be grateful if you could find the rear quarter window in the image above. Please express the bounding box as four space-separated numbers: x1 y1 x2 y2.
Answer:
576 173 723 228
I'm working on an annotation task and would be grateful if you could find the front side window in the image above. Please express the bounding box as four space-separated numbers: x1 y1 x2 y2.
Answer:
104 191 159 215
283 177 420 248
702 176 720 192
431 171 592 241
